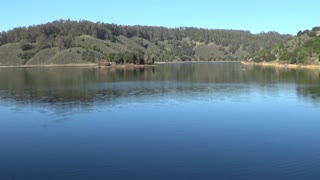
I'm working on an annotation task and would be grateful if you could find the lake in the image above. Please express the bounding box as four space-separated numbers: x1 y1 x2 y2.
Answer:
1 62 320 180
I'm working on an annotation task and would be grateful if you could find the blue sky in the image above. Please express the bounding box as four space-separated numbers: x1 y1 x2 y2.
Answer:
1 0 319 35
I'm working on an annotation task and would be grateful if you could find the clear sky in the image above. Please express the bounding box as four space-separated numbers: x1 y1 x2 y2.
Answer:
1 0 319 35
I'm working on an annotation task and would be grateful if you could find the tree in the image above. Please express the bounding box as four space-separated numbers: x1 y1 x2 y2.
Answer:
82 50 97 62
308 31 317 37
297 31 303 37
20 40 35 51
0 31 8 46
58 35 73 49
0 19 292 65
279 52 297 64
94 25 108 40
312 26 320 32
36 34 50 49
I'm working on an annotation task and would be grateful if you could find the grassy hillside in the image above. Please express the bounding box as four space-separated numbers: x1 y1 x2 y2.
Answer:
0 20 291 66
249 27 320 65
0 43 26 66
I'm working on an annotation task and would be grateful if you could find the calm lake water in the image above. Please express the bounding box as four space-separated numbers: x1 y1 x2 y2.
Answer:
1 62 320 180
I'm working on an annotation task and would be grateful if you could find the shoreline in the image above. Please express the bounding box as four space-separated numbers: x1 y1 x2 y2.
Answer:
0 63 155 69
241 61 320 69
1 61 320 69
0 61 234 68
0 63 97 69
155 60 239 64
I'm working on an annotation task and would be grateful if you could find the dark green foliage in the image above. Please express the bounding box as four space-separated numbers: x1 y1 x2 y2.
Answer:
302 36 320 55
19 51 35 60
20 43 35 51
265 52 277 62
36 35 53 49
251 49 276 62
297 27 319 38
297 31 303 37
109 49 146 64
308 31 317 37
229 43 240 54
181 55 192 61
113 53 124 64
279 52 297 64
172 41 194 57
92 45 103 53
58 35 73 49
312 27 320 31
81 50 97 62
296 47 310 62
133 49 145 64
94 24 112 40
0 32 8 45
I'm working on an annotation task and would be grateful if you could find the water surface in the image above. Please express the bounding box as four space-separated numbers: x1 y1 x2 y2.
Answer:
1 62 320 180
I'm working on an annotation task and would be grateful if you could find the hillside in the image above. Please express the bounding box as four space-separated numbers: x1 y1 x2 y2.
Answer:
249 27 320 65
0 20 291 66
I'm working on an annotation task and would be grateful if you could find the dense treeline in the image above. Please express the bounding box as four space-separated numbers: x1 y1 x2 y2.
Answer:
250 26 320 64
0 19 291 65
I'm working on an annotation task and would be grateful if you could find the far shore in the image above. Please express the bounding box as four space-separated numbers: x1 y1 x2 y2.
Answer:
0 63 155 69
0 61 234 69
155 60 238 64
2 61 320 69
0 63 97 69
241 61 320 69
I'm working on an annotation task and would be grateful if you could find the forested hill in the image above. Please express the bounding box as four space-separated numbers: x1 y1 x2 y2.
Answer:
250 27 320 65
0 20 291 66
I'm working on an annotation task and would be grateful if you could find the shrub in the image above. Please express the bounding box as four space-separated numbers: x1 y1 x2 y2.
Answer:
20 43 35 51
98 60 111 66
19 51 35 60
82 50 96 62
308 31 317 37
279 52 297 64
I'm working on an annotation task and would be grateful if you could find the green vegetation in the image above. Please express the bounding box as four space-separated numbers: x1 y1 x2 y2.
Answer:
0 19 291 66
250 26 320 65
